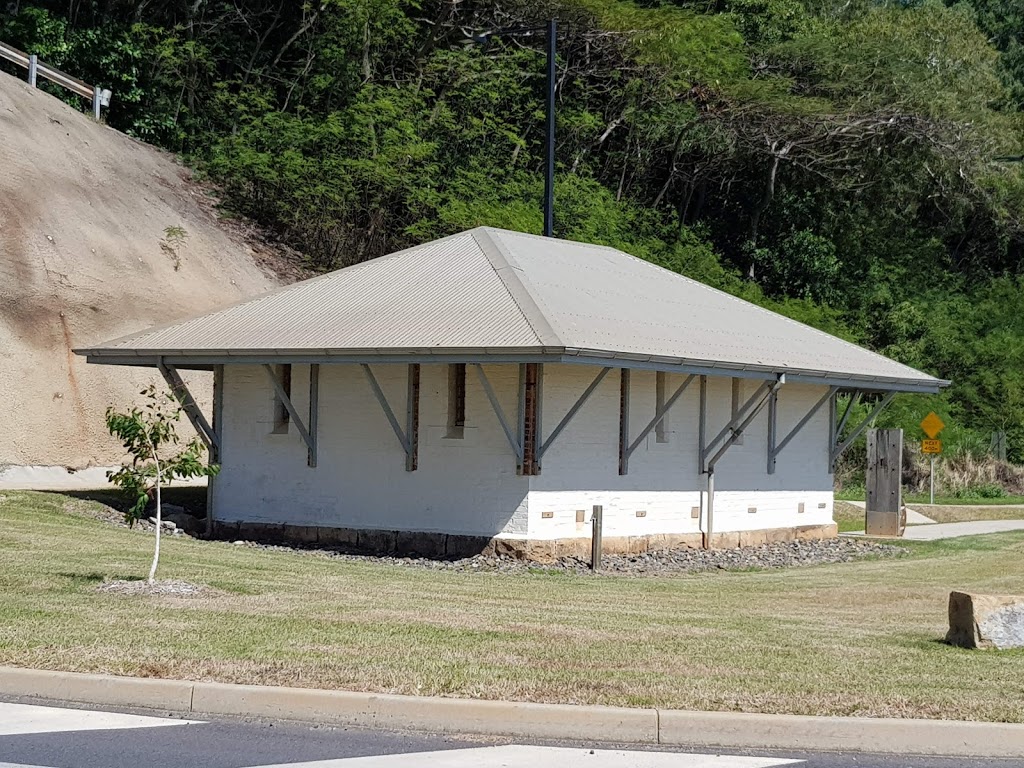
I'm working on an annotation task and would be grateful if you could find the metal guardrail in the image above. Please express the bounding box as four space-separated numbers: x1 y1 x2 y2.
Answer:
0 40 111 119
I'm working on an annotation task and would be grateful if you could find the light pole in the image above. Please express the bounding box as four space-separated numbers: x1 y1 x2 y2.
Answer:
466 19 557 237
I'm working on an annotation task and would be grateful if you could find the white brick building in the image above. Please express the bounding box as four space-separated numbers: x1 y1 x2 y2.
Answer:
79 228 945 558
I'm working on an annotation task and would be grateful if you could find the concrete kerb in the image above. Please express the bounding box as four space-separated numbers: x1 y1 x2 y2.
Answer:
191 680 658 743
657 709 1024 757
0 667 193 712
3 667 1024 757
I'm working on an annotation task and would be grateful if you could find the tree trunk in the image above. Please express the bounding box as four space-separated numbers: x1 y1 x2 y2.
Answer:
748 154 782 280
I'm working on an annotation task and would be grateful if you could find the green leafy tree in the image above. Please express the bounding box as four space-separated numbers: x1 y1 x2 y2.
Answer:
105 385 219 583
9 0 1024 468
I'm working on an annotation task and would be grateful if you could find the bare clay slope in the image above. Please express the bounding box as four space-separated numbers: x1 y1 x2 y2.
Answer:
0 71 280 470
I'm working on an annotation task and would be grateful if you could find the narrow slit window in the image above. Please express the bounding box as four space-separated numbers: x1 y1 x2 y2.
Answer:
272 363 292 434
730 377 744 445
447 363 466 438
655 371 669 443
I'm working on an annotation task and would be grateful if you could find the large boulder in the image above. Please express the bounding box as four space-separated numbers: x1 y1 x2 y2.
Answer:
946 591 1024 649
159 504 204 536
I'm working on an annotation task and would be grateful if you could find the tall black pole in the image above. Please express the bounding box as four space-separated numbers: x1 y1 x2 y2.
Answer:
543 18 556 238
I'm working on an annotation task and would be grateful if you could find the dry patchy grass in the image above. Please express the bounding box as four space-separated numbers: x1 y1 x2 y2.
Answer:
1 491 1023 721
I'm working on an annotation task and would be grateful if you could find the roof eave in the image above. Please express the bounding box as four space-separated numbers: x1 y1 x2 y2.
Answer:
560 348 947 394
77 345 948 394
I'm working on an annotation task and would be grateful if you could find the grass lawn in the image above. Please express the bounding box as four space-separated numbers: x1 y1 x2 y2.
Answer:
905 494 1024 506
832 501 867 533
1 491 1023 722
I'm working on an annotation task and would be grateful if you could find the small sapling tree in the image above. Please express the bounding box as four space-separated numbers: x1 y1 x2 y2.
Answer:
106 385 219 583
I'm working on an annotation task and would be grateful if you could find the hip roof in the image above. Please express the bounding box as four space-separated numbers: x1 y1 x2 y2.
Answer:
77 227 947 392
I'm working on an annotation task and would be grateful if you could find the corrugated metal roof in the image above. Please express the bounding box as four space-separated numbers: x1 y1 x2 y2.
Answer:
78 227 945 391
89 231 544 353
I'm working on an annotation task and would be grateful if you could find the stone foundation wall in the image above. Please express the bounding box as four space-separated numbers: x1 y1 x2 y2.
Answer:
213 521 837 563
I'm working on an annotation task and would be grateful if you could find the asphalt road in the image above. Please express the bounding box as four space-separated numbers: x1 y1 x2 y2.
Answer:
0 699 1021 768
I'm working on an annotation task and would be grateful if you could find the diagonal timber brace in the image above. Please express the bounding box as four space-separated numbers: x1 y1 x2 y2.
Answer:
361 364 419 471
264 364 317 466
702 376 785 473
836 390 861 437
158 359 219 452
829 390 895 471
473 363 524 464
539 367 610 461
767 386 839 474
619 373 696 475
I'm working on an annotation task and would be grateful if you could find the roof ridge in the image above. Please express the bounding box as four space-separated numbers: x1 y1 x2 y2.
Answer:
472 228 562 348
479 227 626 258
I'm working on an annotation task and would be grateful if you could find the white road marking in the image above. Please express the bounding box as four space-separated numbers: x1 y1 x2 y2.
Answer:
0 702 200 736
257 745 804 768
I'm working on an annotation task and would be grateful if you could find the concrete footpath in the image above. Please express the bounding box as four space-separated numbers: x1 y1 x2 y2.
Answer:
2 667 1023 758
845 519 1024 540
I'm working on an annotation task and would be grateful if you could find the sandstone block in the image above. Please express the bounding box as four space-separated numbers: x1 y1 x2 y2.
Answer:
317 526 359 548
599 536 630 556
946 591 1024 650
494 539 528 560
238 522 281 543
711 531 740 549
559 538 590 559
358 529 397 555
525 540 558 564
212 521 239 539
738 530 768 547
282 524 319 544
445 535 495 559
797 523 836 541
625 536 650 555
396 531 446 558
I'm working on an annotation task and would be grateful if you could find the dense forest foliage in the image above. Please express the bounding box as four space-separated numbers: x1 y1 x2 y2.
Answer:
4 0 1024 469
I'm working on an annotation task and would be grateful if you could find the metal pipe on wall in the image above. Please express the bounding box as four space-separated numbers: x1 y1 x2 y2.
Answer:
704 471 715 550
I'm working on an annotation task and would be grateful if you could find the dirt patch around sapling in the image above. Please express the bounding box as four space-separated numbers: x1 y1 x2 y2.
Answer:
97 579 209 596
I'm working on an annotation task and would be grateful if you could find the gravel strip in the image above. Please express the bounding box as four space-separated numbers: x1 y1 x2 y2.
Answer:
231 537 906 577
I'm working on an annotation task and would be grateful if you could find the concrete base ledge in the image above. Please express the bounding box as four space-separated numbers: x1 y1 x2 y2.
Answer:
213 521 838 563
3 666 1024 757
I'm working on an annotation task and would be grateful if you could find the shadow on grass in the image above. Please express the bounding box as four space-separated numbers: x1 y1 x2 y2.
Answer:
55 571 105 583
55 571 144 585
63 486 207 517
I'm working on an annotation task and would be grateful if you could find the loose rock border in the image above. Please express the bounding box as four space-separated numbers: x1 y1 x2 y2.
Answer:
229 536 906 577
67 498 906 577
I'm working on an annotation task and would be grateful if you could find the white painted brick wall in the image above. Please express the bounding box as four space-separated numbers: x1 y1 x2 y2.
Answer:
525 366 833 540
213 363 530 536
213 362 834 541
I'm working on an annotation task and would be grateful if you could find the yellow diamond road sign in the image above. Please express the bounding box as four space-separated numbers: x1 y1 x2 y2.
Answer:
921 412 945 439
